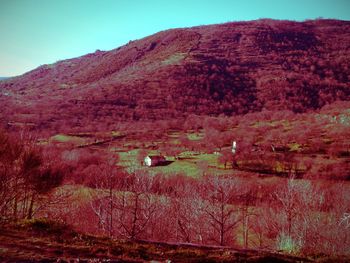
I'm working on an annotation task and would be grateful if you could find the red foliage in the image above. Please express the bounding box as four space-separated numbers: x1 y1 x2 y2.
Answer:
1 20 349 132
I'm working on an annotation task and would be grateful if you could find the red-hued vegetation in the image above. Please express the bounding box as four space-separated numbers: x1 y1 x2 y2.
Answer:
0 19 349 132
1 19 350 261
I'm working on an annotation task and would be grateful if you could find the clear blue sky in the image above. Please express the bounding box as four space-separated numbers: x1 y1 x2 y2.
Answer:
0 0 349 76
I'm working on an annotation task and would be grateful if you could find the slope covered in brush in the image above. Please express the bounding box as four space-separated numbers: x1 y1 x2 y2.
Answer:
0 19 349 130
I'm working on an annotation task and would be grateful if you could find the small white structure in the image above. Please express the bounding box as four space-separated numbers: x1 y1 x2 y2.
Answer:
144 155 166 167
232 141 237 154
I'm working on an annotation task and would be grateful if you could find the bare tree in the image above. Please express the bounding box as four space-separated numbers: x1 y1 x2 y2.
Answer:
249 205 274 249
90 154 119 237
169 179 203 243
273 178 327 253
201 176 239 246
274 178 300 239
114 171 157 240
0 130 64 222
238 185 258 249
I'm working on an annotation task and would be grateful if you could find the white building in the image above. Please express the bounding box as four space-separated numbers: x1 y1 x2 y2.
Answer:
144 155 167 167
232 141 237 154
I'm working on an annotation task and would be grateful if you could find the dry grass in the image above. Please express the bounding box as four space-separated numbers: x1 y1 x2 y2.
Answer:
0 221 318 262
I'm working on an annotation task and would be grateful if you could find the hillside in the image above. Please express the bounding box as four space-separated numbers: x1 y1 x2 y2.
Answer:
0 221 326 262
1 19 350 261
0 19 349 131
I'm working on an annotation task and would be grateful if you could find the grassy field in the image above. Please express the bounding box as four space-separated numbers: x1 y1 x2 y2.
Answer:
37 113 349 257
49 122 347 181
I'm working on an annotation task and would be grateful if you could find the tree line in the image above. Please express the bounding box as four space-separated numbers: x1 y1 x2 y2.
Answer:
1 129 349 256
0 130 64 222
81 161 350 255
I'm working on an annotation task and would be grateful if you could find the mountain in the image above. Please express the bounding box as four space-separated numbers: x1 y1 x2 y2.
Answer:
0 19 349 131
0 77 10 80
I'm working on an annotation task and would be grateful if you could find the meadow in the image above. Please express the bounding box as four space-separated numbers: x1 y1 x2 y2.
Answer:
2 105 348 260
